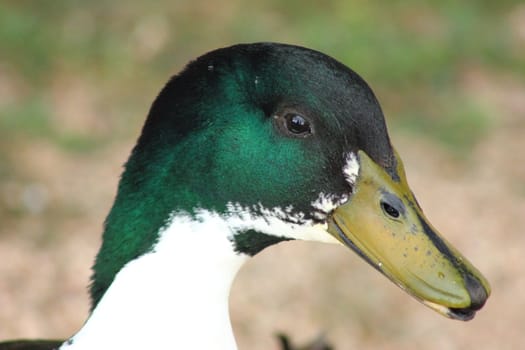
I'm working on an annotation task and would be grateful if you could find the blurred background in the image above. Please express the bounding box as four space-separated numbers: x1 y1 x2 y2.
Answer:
0 1 524 349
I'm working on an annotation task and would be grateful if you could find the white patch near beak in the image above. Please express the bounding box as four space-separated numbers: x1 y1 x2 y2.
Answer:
310 152 359 221
343 152 359 187
311 192 348 220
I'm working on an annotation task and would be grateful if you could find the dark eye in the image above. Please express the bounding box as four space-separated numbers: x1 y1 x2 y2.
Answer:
285 113 312 136
381 201 400 219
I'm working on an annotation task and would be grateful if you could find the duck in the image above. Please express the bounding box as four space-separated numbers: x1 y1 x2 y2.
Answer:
0 43 490 350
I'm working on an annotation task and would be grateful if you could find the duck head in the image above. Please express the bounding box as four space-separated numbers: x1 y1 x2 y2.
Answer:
92 43 489 321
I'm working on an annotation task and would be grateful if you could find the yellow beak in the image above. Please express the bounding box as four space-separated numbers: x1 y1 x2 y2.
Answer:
327 150 490 320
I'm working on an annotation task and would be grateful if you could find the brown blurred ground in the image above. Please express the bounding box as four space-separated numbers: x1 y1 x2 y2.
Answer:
0 68 524 349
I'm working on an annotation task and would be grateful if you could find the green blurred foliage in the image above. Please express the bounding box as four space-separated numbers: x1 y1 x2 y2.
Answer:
0 0 522 153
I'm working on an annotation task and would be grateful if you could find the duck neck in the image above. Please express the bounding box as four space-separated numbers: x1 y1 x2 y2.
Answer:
62 212 249 350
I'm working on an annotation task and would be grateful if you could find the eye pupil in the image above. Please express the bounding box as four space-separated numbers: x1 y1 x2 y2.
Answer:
286 114 311 135
381 202 400 218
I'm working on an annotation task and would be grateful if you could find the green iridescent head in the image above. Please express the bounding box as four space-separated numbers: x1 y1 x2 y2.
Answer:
90 43 489 320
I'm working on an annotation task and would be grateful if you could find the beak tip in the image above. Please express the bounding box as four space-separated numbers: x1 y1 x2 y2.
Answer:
465 273 490 311
448 307 477 321
445 272 490 321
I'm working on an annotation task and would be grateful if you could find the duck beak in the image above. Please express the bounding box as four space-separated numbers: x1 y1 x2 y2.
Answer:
326 150 490 320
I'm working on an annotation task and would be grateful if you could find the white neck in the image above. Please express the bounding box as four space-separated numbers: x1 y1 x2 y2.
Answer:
61 207 339 350
61 212 248 350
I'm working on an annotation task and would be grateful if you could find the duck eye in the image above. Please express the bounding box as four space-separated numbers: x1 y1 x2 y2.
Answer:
381 201 400 219
285 113 311 136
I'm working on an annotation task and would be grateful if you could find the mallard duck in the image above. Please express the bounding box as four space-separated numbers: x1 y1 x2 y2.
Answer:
0 43 490 350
